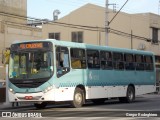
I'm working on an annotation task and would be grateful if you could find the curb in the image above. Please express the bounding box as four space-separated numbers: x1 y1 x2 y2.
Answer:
0 102 33 109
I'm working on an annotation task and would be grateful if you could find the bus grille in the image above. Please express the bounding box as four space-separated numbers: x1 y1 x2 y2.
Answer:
9 79 48 88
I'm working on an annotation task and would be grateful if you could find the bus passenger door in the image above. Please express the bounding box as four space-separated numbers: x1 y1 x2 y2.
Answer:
56 46 70 78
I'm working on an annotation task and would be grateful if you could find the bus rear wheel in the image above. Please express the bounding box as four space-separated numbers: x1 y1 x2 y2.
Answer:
34 102 47 109
119 86 135 103
126 86 135 103
71 88 84 108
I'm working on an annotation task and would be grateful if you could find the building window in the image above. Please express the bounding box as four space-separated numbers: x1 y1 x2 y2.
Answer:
155 55 160 64
49 33 60 40
71 31 83 43
152 28 158 44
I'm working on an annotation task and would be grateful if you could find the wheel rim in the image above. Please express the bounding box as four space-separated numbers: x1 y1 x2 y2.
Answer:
75 93 82 104
128 90 133 100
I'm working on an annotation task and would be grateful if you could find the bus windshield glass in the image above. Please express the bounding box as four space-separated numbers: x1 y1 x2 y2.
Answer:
9 51 53 79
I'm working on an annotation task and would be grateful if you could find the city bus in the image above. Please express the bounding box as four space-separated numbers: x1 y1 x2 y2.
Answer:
7 39 156 108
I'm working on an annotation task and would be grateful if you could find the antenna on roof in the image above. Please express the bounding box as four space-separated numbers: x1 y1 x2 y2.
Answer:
53 9 61 21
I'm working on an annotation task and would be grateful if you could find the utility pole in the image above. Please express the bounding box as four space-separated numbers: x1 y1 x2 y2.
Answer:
159 0 160 15
131 30 133 49
105 0 109 46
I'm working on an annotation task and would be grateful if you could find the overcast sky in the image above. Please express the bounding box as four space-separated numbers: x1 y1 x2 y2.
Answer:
27 0 160 20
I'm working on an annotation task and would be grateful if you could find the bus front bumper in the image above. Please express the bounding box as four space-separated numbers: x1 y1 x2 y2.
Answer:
8 89 55 102
8 87 75 102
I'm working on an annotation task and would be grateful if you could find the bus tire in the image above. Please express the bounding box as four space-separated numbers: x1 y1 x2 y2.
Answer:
34 102 47 109
71 88 84 108
119 86 135 103
126 86 135 103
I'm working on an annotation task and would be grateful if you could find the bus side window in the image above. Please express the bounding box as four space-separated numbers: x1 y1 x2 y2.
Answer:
113 52 124 70
100 51 113 69
144 56 154 71
135 55 144 71
124 54 135 70
71 48 86 69
87 50 100 69
56 46 70 77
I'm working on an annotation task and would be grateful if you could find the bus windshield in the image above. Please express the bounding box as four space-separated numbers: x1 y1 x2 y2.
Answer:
9 51 53 79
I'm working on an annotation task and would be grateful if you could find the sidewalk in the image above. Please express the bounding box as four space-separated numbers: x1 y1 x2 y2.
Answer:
0 102 12 109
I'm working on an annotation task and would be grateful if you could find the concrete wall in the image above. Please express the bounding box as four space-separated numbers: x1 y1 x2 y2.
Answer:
0 0 27 24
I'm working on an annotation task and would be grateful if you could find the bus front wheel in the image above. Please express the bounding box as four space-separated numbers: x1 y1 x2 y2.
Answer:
71 88 84 108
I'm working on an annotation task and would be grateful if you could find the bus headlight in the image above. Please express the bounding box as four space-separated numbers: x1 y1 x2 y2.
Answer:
9 88 15 94
44 89 48 93
44 86 53 93
47 86 53 91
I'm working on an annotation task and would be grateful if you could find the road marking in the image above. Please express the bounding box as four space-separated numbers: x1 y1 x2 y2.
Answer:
84 117 106 120
55 117 76 119
84 117 137 120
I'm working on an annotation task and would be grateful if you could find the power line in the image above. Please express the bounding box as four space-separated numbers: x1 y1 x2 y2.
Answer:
109 0 129 25
109 28 152 42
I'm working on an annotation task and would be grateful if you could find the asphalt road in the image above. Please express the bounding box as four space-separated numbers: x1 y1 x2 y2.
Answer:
0 94 160 120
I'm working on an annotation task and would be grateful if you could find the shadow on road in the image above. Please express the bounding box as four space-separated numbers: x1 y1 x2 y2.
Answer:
0 96 152 111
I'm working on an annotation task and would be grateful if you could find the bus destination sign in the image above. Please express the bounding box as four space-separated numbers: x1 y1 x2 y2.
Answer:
19 43 43 49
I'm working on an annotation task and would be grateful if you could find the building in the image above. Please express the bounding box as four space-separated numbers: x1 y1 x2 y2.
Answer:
0 0 42 79
0 0 27 24
42 3 160 86
43 4 160 53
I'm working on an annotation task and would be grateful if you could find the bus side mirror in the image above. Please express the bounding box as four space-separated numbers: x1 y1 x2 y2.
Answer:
2 48 10 64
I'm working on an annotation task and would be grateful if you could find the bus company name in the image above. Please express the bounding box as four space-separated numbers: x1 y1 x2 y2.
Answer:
2 112 42 118
20 43 43 49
